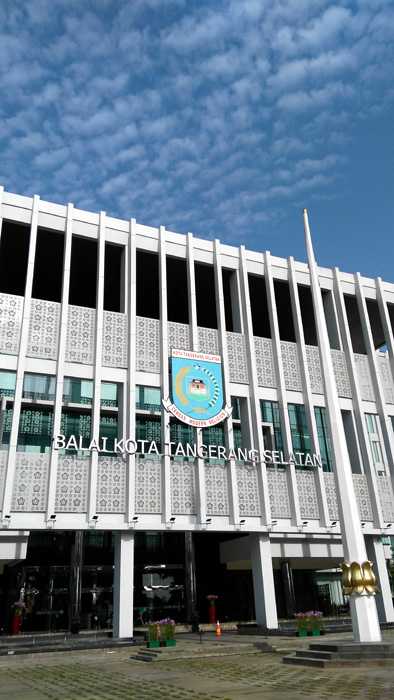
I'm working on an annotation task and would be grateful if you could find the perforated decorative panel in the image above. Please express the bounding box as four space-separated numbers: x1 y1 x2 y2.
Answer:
102 311 128 368
168 322 191 351
227 332 249 384
0 293 23 355
267 468 291 518
281 341 302 391
27 299 61 360
0 451 7 511
96 457 126 513
237 463 261 516
205 463 229 515
331 349 352 398
254 337 277 388
352 473 373 521
55 455 90 512
198 326 219 354
376 474 394 522
377 354 394 404
306 345 324 394
296 470 320 519
323 472 339 520
354 354 375 402
11 453 49 512
171 461 196 514
136 316 160 373
135 456 161 513
66 305 96 365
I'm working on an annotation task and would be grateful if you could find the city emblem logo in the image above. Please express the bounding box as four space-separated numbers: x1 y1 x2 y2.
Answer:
163 349 232 428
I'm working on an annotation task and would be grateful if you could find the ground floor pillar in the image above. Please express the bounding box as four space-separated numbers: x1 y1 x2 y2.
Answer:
250 533 278 629
281 560 296 618
69 531 83 632
366 536 394 623
184 532 198 626
113 532 135 639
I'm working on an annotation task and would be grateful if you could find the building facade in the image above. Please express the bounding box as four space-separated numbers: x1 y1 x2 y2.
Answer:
0 186 393 636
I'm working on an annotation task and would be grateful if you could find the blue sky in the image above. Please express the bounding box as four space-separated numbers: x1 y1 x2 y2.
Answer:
0 1 393 280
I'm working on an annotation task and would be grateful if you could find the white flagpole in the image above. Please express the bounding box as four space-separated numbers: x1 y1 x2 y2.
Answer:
303 208 381 642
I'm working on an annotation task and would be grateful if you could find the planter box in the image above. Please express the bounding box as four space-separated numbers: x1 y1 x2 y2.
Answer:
311 629 321 636
147 640 160 648
160 639 176 647
297 629 308 637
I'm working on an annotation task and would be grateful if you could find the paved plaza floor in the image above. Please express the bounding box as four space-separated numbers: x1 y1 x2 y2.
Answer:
0 631 393 700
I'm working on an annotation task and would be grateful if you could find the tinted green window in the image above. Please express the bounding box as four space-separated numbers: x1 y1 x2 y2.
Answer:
0 371 16 397
100 414 118 452
233 425 242 450
101 382 118 407
231 397 241 420
202 425 225 447
170 419 194 449
23 373 56 401
61 410 91 444
136 386 161 411
17 407 54 453
136 416 161 450
261 400 283 451
288 404 312 463
1 407 13 447
314 406 332 472
63 377 93 405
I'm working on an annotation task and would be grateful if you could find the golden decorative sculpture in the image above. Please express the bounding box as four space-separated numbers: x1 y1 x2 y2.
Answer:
341 561 378 596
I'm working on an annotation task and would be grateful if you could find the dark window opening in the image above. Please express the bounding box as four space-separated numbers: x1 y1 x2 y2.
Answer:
195 263 217 329
298 285 317 345
167 256 188 324
0 220 30 296
387 303 394 342
366 299 385 350
344 295 366 354
69 236 98 309
222 269 242 333
274 280 295 342
136 250 159 319
32 228 64 302
322 289 340 350
104 243 123 312
248 274 271 338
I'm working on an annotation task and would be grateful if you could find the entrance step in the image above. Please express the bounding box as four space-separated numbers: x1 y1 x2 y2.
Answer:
283 641 394 668
283 654 328 668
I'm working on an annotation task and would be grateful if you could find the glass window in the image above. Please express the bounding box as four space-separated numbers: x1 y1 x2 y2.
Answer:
233 425 242 450
170 419 194 450
136 416 161 451
231 397 241 420
202 424 225 447
101 382 118 407
365 413 385 471
0 406 13 447
60 410 91 450
136 386 161 411
17 407 54 453
0 370 16 397
314 406 333 472
63 377 93 405
100 413 118 452
288 403 312 463
23 373 56 401
261 400 283 452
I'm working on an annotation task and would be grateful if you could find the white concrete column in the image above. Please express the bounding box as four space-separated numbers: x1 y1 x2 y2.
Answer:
213 239 239 525
46 203 74 521
0 185 4 235
159 226 171 524
127 219 137 523
88 211 106 523
304 209 381 642
113 531 135 638
376 277 394 488
2 195 40 518
288 256 330 527
250 533 278 629
264 251 301 527
365 536 394 623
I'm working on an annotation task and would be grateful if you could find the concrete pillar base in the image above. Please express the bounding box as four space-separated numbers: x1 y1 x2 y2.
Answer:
113 532 135 639
250 533 278 629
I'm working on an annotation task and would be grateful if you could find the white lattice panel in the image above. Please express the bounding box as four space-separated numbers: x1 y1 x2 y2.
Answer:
135 457 162 513
66 305 96 365
55 456 90 512
377 354 394 404
27 298 61 360
198 327 219 354
237 463 261 516
296 469 320 519
11 453 49 512
205 464 229 515
354 354 375 402
171 461 196 514
0 451 7 511
331 349 352 398
377 474 394 522
227 332 249 384
96 456 126 513
136 316 160 373
267 468 291 518
168 322 191 351
306 345 324 394
323 472 339 520
281 341 302 391
254 337 277 388
352 473 373 521
0 293 23 355
102 311 128 368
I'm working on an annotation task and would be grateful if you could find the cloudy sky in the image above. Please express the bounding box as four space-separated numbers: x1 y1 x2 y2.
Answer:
0 1 393 279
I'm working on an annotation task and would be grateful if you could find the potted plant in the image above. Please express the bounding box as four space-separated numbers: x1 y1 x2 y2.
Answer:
294 612 309 637
295 611 323 636
158 618 176 647
147 622 160 648
309 611 323 636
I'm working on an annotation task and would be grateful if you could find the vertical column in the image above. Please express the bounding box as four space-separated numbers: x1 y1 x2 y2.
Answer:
159 226 171 524
0 185 4 235
288 256 330 527
238 246 271 524
213 239 239 525
46 203 74 521
186 233 206 523
113 531 135 638
2 195 40 518
127 219 137 523
88 211 106 523
376 277 394 485
281 560 296 618
184 531 198 624
333 268 383 527
250 533 278 629
69 530 84 631
264 251 301 527
365 536 394 623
